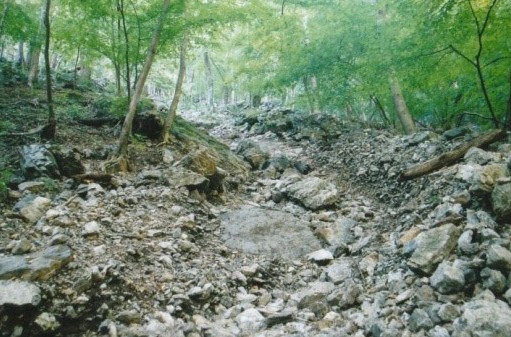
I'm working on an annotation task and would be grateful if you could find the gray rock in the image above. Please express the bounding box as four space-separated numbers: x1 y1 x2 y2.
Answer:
480 267 507 294
326 278 360 309
492 181 511 223
286 177 339 210
430 262 465 294
35 312 60 331
314 217 356 247
51 146 85 176
82 221 101 236
18 181 45 193
292 282 336 309
464 147 496 165
11 239 32 255
0 245 72 281
466 209 497 231
20 144 61 179
221 206 321 259
0 280 41 306
15 196 51 224
504 289 511 305
437 303 460 322
407 223 461 275
486 244 511 272
307 249 333 265
325 259 355 284
235 140 269 170
428 325 450 337
266 308 295 327
443 127 468 140
453 299 511 337
457 230 479 256
409 308 434 332
235 308 266 333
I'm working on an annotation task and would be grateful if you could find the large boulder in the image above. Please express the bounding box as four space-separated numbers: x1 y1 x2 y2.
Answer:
285 177 339 210
453 298 511 337
221 206 321 259
20 144 61 179
235 140 269 170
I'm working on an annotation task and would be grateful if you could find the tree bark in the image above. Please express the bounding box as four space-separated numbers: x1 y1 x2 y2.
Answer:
506 68 511 130
28 4 45 87
400 129 506 180
119 0 131 101
161 32 189 144
111 0 171 171
204 51 214 112
41 0 55 141
389 72 416 134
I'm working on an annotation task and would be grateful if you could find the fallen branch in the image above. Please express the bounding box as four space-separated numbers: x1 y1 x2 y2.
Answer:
400 129 506 180
0 125 45 137
72 173 114 186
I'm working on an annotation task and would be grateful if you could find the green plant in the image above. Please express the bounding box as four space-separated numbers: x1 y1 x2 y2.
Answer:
0 169 12 203
41 177 60 195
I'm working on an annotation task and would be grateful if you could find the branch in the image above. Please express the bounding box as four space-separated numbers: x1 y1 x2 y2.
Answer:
449 44 476 67
484 56 511 68
480 0 499 37
467 0 481 34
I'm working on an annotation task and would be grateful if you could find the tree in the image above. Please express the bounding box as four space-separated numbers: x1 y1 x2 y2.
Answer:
106 0 171 172
161 31 188 144
389 71 416 134
41 0 55 140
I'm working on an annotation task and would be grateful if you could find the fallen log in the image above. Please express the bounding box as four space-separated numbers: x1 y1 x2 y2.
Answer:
400 129 506 180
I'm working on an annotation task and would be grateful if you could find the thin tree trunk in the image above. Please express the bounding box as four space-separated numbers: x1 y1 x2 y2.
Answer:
389 72 416 134
42 0 55 141
506 68 511 130
204 51 214 112
17 42 25 70
73 46 80 89
119 0 130 101
161 32 189 144
129 0 141 88
111 0 171 171
28 4 45 87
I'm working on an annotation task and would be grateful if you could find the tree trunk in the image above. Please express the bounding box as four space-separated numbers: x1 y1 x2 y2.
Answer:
17 42 25 70
28 4 45 87
73 46 80 89
204 51 214 112
119 0 130 101
111 0 171 171
506 68 511 131
42 0 55 141
161 32 189 143
389 72 416 134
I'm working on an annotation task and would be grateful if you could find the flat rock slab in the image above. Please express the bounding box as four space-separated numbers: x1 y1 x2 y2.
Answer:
407 223 460 275
221 206 321 259
0 245 73 281
286 177 339 210
0 280 41 306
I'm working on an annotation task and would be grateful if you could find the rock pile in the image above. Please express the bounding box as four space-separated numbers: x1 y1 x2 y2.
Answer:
1 106 511 337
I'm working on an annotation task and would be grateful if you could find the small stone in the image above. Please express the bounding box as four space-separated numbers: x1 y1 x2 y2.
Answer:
457 230 479 256
409 308 434 332
235 308 266 333
428 325 450 337
18 181 45 193
17 196 51 224
395 289 413 304
82 221 100 236
486 244 511 272
504 289 511 304
453 299 511 337
35 312 60 331
241 264 259 276
117 309 142 324
325 259 355 284
437 303 460 322
398 227 421 247
307 249 333 265
480 267 507 294
266 308 295 327
430 262 465 294
11 239 32 255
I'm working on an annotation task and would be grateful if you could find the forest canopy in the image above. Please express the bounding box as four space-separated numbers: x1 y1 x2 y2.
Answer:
0 0 510 132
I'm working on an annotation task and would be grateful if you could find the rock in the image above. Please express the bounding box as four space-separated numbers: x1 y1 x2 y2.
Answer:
443 127 469 140
464 147 496 165
266 308 295 327
268 155 291 172
0 245 72 281
0 280 41 306
457 164 508 194
292 282 336 310
235 140 269 170
409 308 434 332
480 268 507 294
398 226 421 247
430 262 465 294
20 144 61 179
165 168 210 193
486 245 511 272
325 259 355 284
326 278 360 309
117 309 142 324
307 249 333 265
179 147 219 177
407 223 461 275
18 181 45 193
221 206 321 259
437 303 460 322
52 146 86 176
11 239 32 255
457 230 479 256
35 312 60 332
82 221 101 236
429 325 450 337
491 182 511 223
15 196 51 224
235 308 266 333
286 177 339 210
453 299 511 337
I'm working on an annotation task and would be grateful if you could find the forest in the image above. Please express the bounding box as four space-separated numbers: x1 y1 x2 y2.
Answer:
1 0 510 136
1 1 511 336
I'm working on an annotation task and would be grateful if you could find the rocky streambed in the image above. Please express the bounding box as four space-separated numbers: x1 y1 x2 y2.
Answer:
1 107 511 337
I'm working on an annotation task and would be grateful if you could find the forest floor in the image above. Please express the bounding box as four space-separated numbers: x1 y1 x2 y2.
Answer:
1 86 511 337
